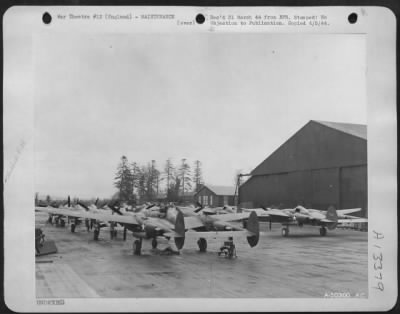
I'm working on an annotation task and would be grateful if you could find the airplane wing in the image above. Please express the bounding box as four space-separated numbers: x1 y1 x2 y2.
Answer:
242 208 292 222
146 217 176 231
338 214 365 219
36 206 142 225
35 206 86 217
212 220 245 231
265 209 292 218
184 214 248 231
320 208 362 216
184 216 205 229
35 206 59 214
212 212 250 222
337 208 362 215
338 218 368 224
82 212 142 225
185 230 248 239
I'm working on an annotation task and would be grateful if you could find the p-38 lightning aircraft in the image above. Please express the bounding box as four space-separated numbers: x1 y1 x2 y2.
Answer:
36 200 186 255
242 205 367 237
176 205 260 252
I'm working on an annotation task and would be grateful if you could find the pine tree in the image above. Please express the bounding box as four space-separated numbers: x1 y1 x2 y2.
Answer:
193 160 203 192
138 167 147 201
130 162 140 202
164 158 175 201
114 156 133 202
171 175 181 202
179 158 192 196
35 192 39 206
154 168 162 197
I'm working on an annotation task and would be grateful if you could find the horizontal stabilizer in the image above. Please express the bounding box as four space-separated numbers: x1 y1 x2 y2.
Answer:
164 232 184 238
321 218 336 223
185 230 246 238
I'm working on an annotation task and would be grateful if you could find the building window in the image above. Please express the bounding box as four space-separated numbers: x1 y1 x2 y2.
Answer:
198 196 202 204
223 196 228 205
203 195 208 205
209 195 213 206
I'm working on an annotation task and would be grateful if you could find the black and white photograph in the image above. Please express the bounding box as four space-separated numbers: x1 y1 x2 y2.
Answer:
3 6 397 312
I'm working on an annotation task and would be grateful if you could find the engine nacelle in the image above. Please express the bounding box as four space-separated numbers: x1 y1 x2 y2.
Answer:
144 225 161 238
213 221 232 231
294 215 309 224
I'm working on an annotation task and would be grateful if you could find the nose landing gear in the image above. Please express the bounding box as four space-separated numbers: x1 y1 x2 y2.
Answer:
197 238 207 252
133 239 143 255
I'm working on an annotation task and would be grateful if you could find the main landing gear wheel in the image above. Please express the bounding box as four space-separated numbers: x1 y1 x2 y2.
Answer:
197 238 207 252
71 224 76 233
93 229 100 241
152 238 158 249
320 227 327 236
133 239 142 255
281 227 289 237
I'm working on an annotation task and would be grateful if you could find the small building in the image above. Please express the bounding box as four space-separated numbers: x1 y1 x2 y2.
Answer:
194 185 236 207
239 120 367 217
179 191 196 204
153 191 195 204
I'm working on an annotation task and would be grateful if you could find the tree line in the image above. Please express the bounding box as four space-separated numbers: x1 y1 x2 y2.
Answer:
114 156 204 204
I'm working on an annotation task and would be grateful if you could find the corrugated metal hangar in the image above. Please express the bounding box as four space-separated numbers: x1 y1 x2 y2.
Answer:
239 120 367 217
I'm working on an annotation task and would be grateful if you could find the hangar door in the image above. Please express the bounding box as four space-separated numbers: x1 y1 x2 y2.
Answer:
340 165 367 217
311 168 339 210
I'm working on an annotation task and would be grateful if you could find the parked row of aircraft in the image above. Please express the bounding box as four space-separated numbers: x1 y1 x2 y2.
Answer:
240 205 368 236
35 198 260 255
35 198 367 256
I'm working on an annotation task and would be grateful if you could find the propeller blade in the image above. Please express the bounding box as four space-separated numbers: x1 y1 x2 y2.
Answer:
109 205 123 216
78 202 90 211
194 207 203 213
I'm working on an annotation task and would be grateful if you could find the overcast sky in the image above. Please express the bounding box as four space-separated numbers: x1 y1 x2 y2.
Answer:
34 33 366 199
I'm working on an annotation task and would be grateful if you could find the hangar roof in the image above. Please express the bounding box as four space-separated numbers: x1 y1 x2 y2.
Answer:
196 185 236 196
314 120 367 140
250 120 367 176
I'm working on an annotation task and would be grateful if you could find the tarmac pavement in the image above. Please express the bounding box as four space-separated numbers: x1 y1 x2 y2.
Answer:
35 211 368 298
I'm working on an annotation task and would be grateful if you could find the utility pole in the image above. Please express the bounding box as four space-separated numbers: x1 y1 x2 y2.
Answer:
233 173 251 213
